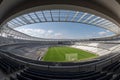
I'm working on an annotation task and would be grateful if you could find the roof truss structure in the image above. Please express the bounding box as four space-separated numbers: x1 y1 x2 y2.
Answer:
5 10 120 34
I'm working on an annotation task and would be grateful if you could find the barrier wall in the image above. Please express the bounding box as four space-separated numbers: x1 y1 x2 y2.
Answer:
0 46 120 72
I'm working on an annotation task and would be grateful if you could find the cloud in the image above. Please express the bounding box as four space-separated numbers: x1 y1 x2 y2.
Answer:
15 28 64 39
54 33 62 36
98 31 107 36
54 33 64 39
16 28 46 34
47 30 53 34
98 30 110 36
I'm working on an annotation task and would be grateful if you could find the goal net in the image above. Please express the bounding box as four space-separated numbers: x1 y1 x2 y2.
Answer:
65 53 78 61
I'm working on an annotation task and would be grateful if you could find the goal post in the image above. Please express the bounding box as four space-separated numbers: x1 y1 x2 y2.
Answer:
65 53 78 61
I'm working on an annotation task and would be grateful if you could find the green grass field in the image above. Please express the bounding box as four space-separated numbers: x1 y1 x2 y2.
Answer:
42 46 98 62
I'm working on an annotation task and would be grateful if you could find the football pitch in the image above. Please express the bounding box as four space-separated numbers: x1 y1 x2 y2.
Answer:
42 46 98 62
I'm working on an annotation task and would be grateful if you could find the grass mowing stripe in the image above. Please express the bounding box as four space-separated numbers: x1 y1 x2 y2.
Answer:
42 46 98 62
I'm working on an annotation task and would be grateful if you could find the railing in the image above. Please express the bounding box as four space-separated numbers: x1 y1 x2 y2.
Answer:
0 43 120 72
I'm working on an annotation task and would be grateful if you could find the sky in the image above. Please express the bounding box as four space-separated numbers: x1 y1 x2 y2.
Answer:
14 22 115 39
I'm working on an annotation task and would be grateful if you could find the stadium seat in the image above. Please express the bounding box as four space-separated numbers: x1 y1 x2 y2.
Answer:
0 57 25 74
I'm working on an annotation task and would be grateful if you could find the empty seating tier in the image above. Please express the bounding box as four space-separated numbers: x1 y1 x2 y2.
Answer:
0 57 25 74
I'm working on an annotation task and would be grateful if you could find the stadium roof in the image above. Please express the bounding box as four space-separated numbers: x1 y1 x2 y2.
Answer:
0 0 120 35
5 10 120 34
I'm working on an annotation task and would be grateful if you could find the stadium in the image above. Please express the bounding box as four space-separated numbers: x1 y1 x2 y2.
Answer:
0 0 120 80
